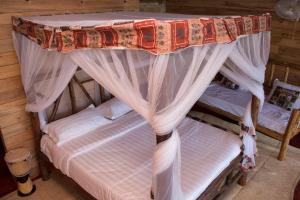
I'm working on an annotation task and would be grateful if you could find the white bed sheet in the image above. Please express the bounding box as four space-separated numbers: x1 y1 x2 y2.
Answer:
41 111 145 174
41 113 241 200
199 83 291 134
41 98 135 145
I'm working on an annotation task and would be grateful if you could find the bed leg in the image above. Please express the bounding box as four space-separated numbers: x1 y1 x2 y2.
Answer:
238 171 247 186
39 152 51 181
278 134 290 161
277 109 300 161
40 165 51 181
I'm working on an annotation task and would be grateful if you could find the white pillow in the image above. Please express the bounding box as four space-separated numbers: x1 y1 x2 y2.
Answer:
267 79 300 109
97 98 133 120
42 105 111 145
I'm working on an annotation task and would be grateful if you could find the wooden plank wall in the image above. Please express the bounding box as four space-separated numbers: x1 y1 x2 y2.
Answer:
140 0 165 12
0 0 138 178
265 60 300 95
166 0 300 66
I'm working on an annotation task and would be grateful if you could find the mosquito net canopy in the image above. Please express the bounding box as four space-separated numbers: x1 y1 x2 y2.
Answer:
12 11 271 200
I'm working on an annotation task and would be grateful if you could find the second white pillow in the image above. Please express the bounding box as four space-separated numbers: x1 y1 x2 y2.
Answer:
98 98 133 120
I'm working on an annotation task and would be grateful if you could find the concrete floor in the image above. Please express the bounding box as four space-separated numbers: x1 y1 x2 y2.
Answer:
2 114 300 200
220 133 300 200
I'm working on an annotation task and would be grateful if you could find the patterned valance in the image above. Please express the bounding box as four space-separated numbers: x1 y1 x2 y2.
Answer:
12 13 271 54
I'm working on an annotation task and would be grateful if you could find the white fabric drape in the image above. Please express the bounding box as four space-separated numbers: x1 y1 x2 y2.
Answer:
220 32 271 168
12 31 78 112
70 43 235 199
222 32 270 100
13 30 270 199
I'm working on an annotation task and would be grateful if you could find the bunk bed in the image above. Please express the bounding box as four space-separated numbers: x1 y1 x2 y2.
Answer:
12 11 271 200
195 60 300 161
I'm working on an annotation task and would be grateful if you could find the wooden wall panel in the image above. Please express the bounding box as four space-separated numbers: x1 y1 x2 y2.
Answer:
166 0 300 66
0 0 139 178
265 60 300 86
140 0 165 12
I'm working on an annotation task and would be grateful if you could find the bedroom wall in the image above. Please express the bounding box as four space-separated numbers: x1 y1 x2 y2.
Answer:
0 0 139 178
140 0 165 12
166 0 300 67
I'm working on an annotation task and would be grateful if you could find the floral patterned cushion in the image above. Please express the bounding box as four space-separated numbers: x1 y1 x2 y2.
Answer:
268 86 300 111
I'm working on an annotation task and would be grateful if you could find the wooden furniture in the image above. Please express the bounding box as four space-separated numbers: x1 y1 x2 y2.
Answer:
194 59 300 161
29 74 253 200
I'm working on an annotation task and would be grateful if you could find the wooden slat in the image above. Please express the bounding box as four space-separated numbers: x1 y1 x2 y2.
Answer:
49 94 63 122
0 52 18 66
73 76 96 106
284 67 290 83
0 0 126 13
1 119 32 136
0 76 25 104
0 39 14 54
0 87 25 105
0 25 12 40
0 110 31 128
268 63 275 87
2 129 34 151
68 80 77 114
0 76 23 92
0 99 27 117
267 59 300 86
0 64 21 79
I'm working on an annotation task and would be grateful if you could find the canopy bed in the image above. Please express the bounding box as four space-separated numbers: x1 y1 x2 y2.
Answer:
195 60 300 161
12 11 271 200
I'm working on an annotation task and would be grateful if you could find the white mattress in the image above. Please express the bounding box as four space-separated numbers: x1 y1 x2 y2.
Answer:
199 83 291 134
41 111 241 200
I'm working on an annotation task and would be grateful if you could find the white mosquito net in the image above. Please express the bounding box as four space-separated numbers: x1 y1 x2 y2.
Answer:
12 11 271 200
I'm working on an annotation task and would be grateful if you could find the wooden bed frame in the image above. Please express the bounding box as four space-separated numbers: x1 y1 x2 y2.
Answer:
29 71 255 200
194 59 300 161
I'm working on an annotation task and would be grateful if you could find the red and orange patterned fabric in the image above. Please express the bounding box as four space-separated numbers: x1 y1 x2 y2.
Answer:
12 13 271 54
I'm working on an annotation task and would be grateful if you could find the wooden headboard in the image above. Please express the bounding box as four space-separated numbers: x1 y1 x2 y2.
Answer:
264 59 300 94
43 68 112 123
31 69 113 167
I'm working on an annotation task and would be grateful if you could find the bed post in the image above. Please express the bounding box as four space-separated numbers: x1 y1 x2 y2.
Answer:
49 94 63 122
150 132 174 199
238 95 260 186
68 80 77 114
31 113 51 181
32 93 63 180
73 75 96 106
250 95 260 128
278 109 300 160
99 85 106 103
